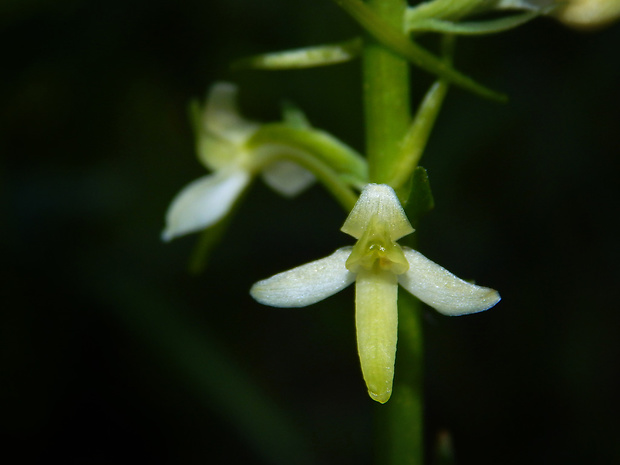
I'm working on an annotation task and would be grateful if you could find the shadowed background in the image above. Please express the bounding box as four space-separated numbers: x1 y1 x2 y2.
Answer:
2 0 620 463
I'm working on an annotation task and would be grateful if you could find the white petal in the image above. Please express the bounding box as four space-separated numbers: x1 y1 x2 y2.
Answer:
261 160 315 197
341 184 414 241
399 248 501 315
204 82 259 144
355 269 398 404
250 247 355 307
162 170 250 242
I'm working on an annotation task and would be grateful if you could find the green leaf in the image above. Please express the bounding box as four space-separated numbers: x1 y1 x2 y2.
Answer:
97 274 319 465
407 10 541 34
232 38 362 70
496 0 547 11
406 0 495 23
389 77 450 190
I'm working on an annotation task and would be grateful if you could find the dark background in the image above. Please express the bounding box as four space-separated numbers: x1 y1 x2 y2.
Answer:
2 0 619 464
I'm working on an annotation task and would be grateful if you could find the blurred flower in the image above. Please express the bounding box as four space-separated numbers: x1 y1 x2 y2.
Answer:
499 0 620 29
251 184 500 403
162 82 314 241
552 0 620 29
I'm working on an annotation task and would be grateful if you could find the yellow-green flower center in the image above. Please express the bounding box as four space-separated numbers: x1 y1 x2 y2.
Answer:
345 218 409 275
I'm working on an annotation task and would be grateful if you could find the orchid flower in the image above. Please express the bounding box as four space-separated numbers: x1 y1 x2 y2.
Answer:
251 184 500 403
162 82 315 242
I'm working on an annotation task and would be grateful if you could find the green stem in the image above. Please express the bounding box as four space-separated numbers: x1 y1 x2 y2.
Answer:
362 0 411 185
361 1 424 464
334 0 507 102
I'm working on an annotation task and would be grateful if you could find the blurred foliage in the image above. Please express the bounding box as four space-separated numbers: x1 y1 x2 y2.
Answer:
2 0 620 464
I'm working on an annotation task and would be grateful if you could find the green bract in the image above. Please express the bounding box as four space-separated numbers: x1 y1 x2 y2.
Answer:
251 184 500 403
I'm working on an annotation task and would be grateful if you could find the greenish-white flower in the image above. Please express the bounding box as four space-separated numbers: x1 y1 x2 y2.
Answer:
251 184 500 403
162 82 314 241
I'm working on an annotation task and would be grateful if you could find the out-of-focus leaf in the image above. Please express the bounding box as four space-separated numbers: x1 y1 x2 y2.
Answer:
407 10 540 35
232 38 362 70
95 273 319 465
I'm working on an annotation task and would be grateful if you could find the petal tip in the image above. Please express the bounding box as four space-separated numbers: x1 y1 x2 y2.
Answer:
249 281 271 306
369 389 392 404
483 289 501 310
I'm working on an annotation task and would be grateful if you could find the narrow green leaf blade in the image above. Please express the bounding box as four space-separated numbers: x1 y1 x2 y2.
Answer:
232 38 362 70
407 11 540 35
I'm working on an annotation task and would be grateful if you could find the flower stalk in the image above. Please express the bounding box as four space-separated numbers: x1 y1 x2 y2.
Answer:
361 0 411 185
362 0 424 462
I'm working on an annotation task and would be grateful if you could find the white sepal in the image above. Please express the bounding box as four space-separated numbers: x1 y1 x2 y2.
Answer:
250 247 355 307
341 184 414 241
355 269 398 404
399 248 501 315
204 82 259 144
162 169 250 242
261 159 315 197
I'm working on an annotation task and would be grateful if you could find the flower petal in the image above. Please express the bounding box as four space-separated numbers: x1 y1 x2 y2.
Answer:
341 183 414 241
355 269 398 404
162 170 250 242
399 248 501 315
260 160 315 197
250 247 355 307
